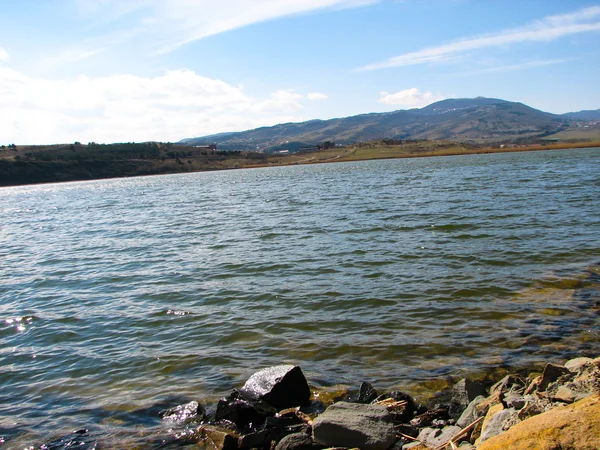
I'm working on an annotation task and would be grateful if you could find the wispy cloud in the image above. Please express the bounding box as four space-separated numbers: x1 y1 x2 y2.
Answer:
379 88 444 108
357 6 600 71
449 58 572 76
308 92 329 101
42 47 107 67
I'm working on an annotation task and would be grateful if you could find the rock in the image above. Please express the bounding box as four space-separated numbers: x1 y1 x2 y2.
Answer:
538 363 571 392
410 407 449 428
458 442 475 449
456 395 485 428
503 393 526 410
241 365 311 410
402 442 428 450
195 426 239 450
523 375 541 395
565 357 593 372
551 385 577 403
312 402 396 450
449 379 487 418
358 382 378 404
160 400 205 424
477 407 519 444
374 391 418 423
215 391 275 430
275 432 321 450
416 425 461 448
239 424 307 449
477 394 600 450
489 375 525 396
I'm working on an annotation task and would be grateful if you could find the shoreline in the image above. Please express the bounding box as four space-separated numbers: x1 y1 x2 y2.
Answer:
1 142 599 188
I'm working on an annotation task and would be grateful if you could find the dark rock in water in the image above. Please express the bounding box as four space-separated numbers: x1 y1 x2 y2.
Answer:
239 424 308 449
410 406 450 428
41 429 96 450
449 379 487 418
215 391 275 430
539 363 571 392
160 400 205 424
358 381 378 404
312 401 396 450
241 365 311 410
275 431 322 450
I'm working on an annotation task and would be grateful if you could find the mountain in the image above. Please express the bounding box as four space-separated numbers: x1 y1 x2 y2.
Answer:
182 97 590 151
561 109 600 121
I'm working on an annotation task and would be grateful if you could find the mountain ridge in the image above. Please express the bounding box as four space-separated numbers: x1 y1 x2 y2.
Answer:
182 97 599 151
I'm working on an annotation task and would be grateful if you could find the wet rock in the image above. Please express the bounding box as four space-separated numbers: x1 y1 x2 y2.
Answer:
275 431 322 450
449 379 487 418
477 395 600 450
215 391 275 430
477 407 519 444
195 425 239 450
456 395 485 428
358 382 378 404
416 425 461 448
538 363 570 391
241 365 311 410
565 357 593 372
160 400 205 424
312 402 396 450
239 424 307 449
409 406 449 428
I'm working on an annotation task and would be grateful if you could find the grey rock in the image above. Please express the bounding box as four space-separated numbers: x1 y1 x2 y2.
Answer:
160 400 204 424
539 363 571 392
565 357 593 373
449 379 487 418
241 365 311 410
458 442 475 449
490 375 526 395
358 382 378 404
312 401 396 450
479 407 519 443
456 395 485 428
401 442 423 449
504 394 526 410
275 432 321 450
417 425 461 448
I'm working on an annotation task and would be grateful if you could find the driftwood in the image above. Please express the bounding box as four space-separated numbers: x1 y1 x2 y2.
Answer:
434 416 484 450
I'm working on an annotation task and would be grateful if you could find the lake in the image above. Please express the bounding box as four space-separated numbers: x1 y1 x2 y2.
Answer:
1 148 599 447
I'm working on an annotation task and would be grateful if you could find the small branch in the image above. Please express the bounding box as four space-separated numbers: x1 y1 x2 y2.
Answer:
433 416 484 450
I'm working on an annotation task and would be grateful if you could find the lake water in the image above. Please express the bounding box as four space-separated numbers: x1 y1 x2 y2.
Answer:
1 148 599 447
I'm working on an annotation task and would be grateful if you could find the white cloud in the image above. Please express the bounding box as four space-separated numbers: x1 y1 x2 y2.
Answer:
0 47 8 61
0 68 313 144
307 92 328 101
379 88 444 108
450 58 571 76
357 6 600 71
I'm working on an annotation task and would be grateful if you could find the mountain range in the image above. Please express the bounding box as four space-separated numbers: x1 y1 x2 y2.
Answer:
181 97 600 151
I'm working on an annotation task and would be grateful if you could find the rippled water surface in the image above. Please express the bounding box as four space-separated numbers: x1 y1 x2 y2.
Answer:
1 149 600 447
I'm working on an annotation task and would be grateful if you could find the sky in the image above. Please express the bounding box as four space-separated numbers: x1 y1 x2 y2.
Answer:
1 0 599 145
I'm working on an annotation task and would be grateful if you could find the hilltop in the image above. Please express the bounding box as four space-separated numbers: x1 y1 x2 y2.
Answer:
182 97 600 151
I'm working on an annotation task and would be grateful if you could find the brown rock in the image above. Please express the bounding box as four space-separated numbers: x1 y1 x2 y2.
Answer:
196 426 239 450
477 394 600 450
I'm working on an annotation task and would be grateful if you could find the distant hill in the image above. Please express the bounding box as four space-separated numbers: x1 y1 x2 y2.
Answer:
182 97 596 151
561 109 600 121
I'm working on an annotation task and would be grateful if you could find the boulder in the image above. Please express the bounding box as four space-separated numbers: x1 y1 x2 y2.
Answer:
312 401 396 450
160 400 205 424
477 394 600 450
241 365 311 410
449 379 487 418
565 357 593 373
195 426 239 450
275 432 321 450
456 395 485 428
416 425 462 448
215 391 275 430
538 363 571 391
477 407 519 444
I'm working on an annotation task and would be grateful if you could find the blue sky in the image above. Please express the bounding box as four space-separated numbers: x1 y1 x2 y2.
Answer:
1 0 599 144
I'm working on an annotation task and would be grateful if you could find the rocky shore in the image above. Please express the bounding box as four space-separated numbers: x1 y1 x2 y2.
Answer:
149 356 600 450
35 357 600 449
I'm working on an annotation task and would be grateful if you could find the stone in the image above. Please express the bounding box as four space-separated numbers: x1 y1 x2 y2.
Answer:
374 391 418 423
195 426 239 450
551 385 577 403
449 379 487 418
565 357 593 372
489 375 525 396
416 425 461 448
239 424 307 449
275 432 321 450
160 400 205 424
241 365 311 410
538 363 571 392
215 391 275 430
409 407 449 428
312 402 396 450
477 394 600 450
477 407 519 444
358 382 378 404
503 393 526 410
456 395 485 428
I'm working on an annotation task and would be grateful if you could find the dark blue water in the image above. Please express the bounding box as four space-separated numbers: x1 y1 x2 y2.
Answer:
1 148 599 447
